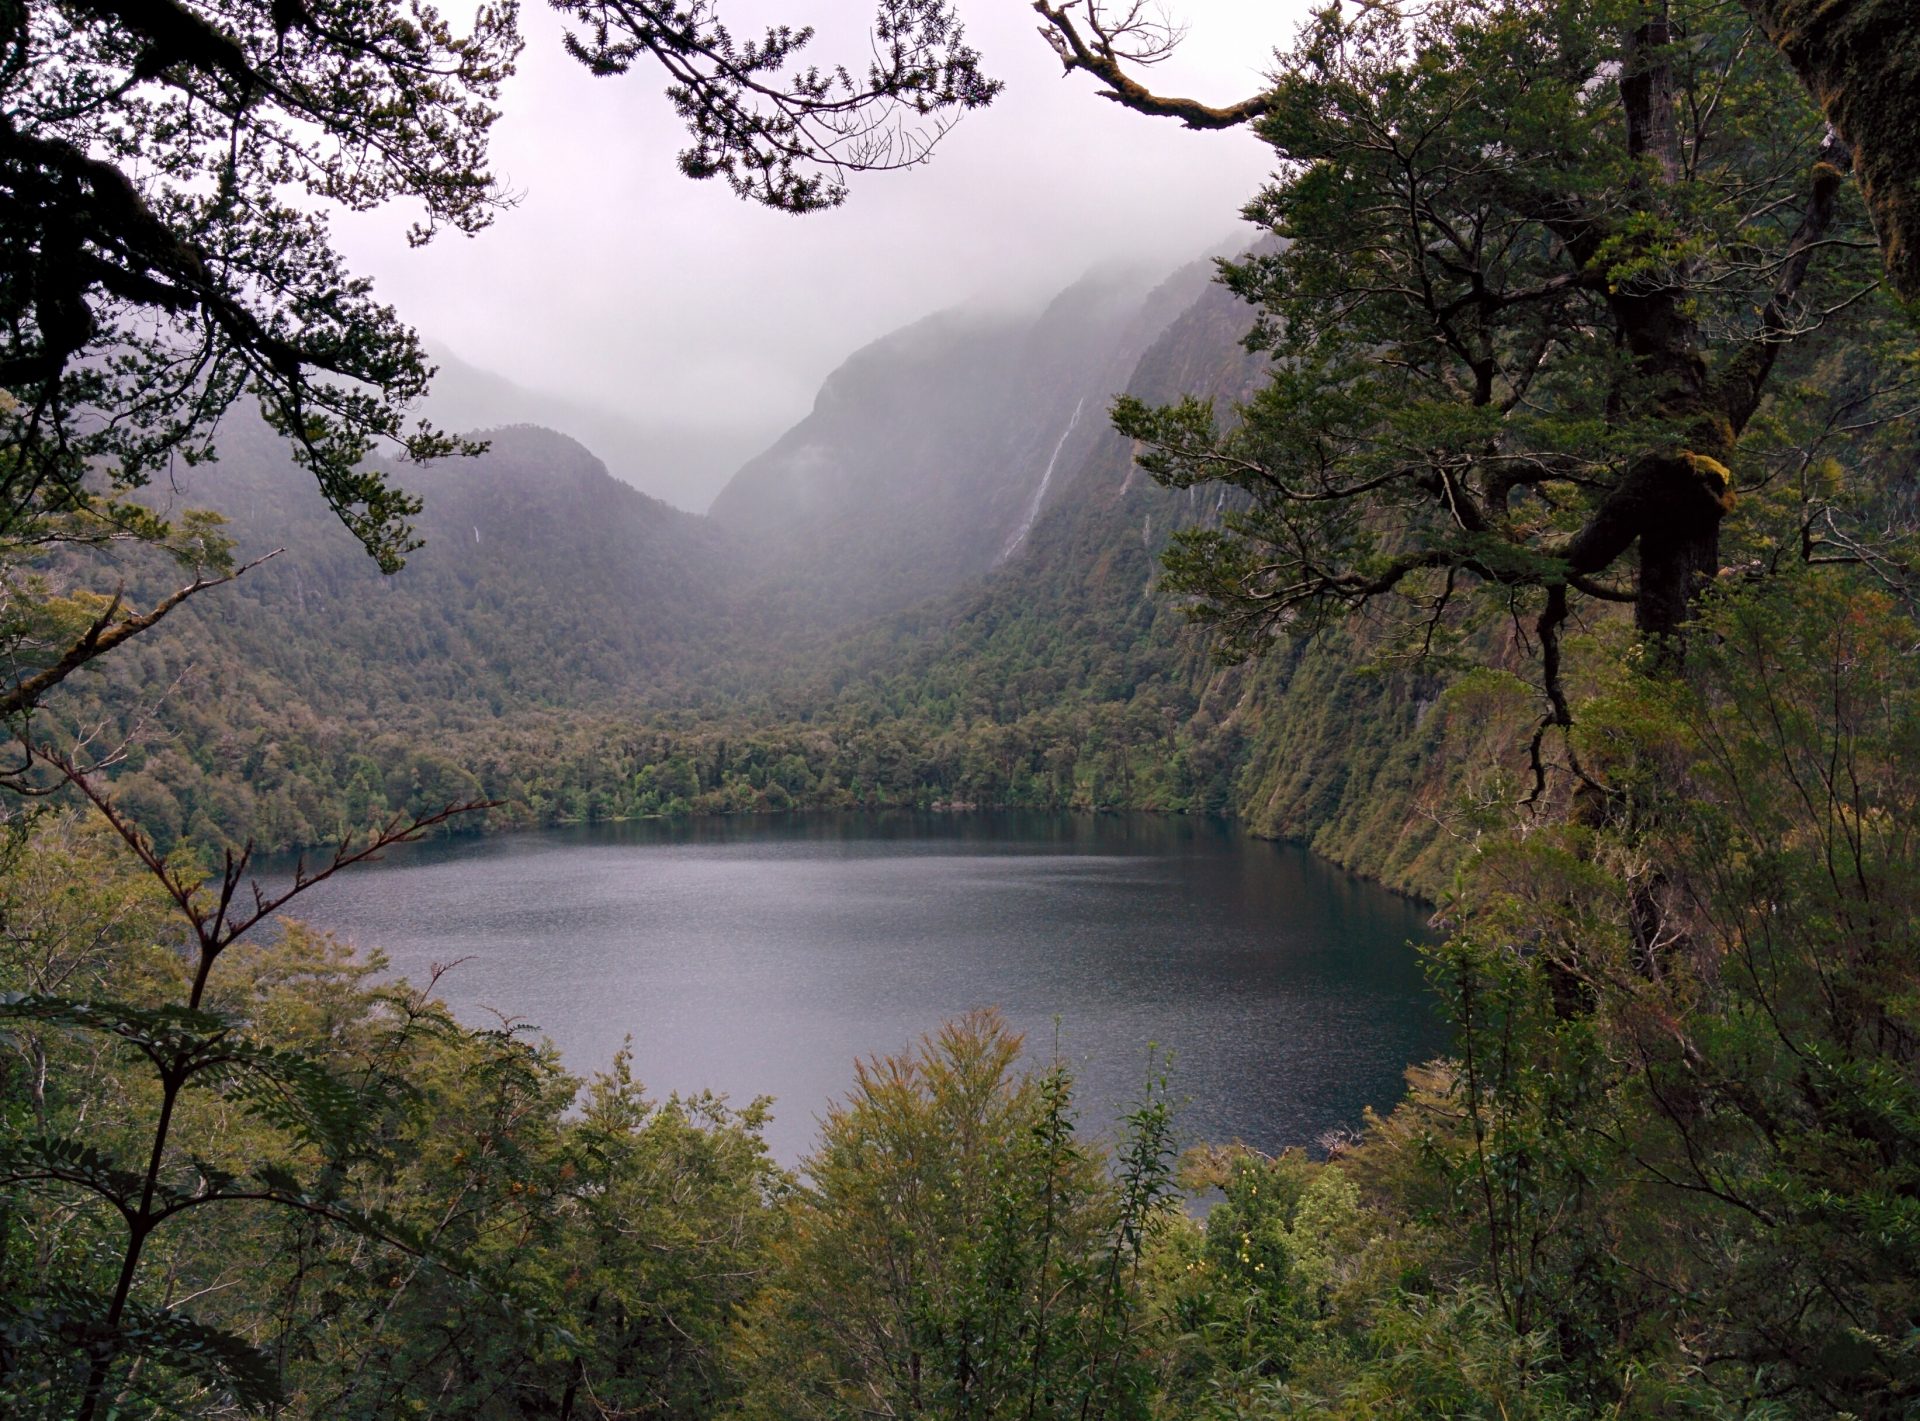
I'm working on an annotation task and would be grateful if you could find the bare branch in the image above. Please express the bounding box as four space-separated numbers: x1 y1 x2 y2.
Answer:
0 551 283 723
1710 130 1857 431
1031 1 1266 130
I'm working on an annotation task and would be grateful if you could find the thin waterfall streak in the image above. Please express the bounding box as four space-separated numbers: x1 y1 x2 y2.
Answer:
1001 397 1087 561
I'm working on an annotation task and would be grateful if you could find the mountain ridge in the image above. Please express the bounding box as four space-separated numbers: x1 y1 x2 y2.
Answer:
419 344 784 514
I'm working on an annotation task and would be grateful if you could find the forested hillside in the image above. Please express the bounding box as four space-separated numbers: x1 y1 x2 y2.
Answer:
173 418 749 711
42 417 756 847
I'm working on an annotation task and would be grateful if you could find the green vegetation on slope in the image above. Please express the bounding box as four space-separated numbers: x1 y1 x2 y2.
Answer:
33 265 1479 896
6 571 1917 1418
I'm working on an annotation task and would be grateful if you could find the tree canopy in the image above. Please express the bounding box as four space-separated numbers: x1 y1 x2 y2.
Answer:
1 0 521 571
1038 0 1920 307
0 0 994 562
1066 0 1909 776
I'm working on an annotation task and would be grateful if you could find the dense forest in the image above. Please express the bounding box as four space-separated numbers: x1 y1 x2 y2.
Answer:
6 0 1920 1417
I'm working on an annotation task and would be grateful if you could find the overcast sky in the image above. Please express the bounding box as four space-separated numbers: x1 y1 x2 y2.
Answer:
332 0 1301 441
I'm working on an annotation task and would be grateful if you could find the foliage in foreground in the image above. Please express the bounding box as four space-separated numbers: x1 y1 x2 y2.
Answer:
5 571 1919 1418
0 840 1181 1421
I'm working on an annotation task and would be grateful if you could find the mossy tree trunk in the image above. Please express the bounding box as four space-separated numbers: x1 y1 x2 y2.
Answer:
1742 0 1920 303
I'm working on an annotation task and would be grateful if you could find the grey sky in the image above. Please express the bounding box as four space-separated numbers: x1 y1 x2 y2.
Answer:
332 1 1301 466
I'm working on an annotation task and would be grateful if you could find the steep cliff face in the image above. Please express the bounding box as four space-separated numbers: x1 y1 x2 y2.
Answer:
853 258 1473 896
705 261 1216 626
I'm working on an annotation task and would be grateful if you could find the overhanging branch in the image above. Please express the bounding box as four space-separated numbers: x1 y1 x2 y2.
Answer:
1031 0 1266 130
0 551 281 722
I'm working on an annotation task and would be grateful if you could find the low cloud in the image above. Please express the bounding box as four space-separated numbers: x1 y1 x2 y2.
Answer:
332 0 1296 490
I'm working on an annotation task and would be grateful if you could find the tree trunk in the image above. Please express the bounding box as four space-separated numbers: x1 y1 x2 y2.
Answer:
1741 0 1920 302
1632 455 1729 647
1636 521 1721 645
1610 5 1730 653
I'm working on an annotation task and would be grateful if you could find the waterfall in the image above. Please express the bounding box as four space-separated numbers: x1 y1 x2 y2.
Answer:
1000 397 1086 562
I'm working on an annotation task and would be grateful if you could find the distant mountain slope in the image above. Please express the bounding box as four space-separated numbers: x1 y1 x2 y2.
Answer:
706 261 1216 625
791 261 1469 894
51 253 1480 893
109 417 749 721
420 345 782 513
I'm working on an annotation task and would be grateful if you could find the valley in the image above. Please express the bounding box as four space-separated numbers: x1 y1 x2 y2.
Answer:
58 251 1468 895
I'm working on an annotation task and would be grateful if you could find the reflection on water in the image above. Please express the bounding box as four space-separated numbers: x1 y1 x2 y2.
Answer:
267 811 1448 1165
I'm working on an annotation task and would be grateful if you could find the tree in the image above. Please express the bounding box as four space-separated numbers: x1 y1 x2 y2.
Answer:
1737 0 1920 304
1 0 519 571
1044 1 1904 748
0 746 489 1419
1037 0 1920 306
1028 7 1920 1408
0 797 793 1418
1399 570 1920 1413
731 1011 1179 1421
554 0 1000 214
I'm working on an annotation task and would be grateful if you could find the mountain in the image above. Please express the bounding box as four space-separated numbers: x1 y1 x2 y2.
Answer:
50 415 778 847
158 417 752 714
48 251 1472 894
781 261 1464 893
419 344 783 514
705 261 1217 626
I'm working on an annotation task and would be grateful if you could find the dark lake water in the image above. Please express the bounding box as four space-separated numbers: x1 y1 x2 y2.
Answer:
269 811 1448 1164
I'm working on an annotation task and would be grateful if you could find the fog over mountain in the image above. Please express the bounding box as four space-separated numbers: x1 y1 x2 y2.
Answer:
334 0 1290 460
706 256 1220 622
94 240 1449 894
419 344 786 512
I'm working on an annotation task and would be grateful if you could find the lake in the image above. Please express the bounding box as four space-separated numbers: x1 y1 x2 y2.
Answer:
270 811 1449 1165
